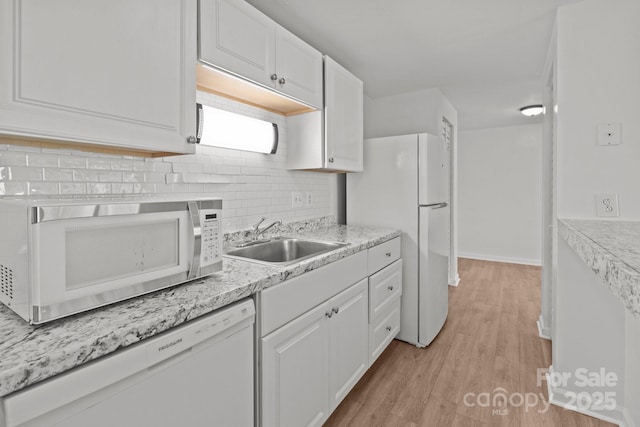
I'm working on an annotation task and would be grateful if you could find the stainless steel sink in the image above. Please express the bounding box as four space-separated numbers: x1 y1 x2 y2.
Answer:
225 237 348 265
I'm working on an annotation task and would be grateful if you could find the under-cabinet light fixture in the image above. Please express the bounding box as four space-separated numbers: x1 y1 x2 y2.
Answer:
519 104 544 117
197 104 278 154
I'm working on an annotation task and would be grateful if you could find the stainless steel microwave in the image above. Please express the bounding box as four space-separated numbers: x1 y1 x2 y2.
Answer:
0 197 223 324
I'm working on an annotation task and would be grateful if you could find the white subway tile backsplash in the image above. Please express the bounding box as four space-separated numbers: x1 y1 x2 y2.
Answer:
43 168 73 181
26 153 59 168
60 183 86 194
112 183 134 194
150 161 173 173
110 159 134 171
172 162 204 174
122 172 145 183
0 93 331 232
98 171 123 183
0 151 27 166
87 158 113 170
10 167 43 181
87 183 111 194
59 156 87 169
28 182 58 195
73 169 100 182
0 182 27 196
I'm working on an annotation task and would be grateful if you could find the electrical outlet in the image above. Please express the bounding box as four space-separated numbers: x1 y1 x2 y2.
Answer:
595 193 619 217
291 191 303 208
305 192 313 207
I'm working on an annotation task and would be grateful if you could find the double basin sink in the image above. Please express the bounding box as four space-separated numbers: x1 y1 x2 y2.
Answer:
225 237 347 265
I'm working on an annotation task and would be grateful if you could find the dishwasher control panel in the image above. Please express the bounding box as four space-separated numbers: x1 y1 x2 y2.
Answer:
148 298 255 365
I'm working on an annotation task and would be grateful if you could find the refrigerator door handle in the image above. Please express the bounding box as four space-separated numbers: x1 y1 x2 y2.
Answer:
422 202 448 209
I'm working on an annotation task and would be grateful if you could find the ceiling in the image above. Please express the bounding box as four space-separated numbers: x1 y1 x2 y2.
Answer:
246 0 579 130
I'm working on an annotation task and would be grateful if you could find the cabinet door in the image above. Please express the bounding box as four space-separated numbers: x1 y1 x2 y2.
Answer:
199 0 275 89
274 26 323 108
0 0 196 154
261 302 330 427
324 56 364 172
328 278 369 411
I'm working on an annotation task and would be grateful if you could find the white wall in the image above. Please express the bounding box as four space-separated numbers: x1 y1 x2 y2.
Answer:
364 88 451 138
556 0 640 219
552 2 640 424
458 124 542 265
0 92 332 232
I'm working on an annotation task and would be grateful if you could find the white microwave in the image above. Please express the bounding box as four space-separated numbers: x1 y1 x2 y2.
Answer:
0 197 223 324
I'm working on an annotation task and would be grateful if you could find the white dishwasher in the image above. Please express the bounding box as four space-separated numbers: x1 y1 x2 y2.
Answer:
1 298 255 427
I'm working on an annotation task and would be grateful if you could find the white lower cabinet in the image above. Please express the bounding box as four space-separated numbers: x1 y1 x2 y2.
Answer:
258 240 403 426
328 279 369 411
260 278 368 427
261 299 331 427
367 242 403 366
369 296 401 364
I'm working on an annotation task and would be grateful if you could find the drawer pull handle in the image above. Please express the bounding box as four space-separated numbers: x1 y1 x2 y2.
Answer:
325 311 333 318
386 326 392 332
385 252 392 257
332 307 340 314
388 285 394 291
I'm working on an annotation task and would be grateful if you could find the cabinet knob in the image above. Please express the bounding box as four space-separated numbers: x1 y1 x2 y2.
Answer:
278 77 286 85
332 307 339 314
386 326 392 332
385 252 392 257
328 157 335 163
186 135 198 144
270 73 278 81
325 311 333 318
387 285 394 291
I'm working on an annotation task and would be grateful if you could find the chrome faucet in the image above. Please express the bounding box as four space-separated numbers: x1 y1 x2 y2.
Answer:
251 217 282 240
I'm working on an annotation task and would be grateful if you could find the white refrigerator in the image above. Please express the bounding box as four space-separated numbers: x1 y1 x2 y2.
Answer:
347 133 450 347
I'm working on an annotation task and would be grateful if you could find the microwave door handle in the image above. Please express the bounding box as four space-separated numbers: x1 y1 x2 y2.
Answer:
187 202 202 280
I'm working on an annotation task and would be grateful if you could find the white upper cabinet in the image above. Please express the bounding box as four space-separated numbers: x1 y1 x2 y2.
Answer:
0 0 197 155
199 0 323 108
274 26 323 108
287 56 364 172
324 56 364 172
199 0 275 89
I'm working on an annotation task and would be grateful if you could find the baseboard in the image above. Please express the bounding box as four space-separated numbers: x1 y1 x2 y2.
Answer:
537 315 551 340
458 251 541 266
546 366 624 426
449 274 460 287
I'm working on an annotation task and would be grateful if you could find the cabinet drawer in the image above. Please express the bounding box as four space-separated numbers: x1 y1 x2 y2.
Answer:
369 259 402 319
368 237 401 275
369 298 400 366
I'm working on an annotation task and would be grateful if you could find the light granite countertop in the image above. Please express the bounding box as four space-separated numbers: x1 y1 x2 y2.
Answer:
558 219 640 317
0 218 400 397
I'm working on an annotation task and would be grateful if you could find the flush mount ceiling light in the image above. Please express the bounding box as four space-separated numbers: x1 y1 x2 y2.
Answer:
197 104 278 154
519 104 545 117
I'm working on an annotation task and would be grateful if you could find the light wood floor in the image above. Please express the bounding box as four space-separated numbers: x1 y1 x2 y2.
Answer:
324 258 616 427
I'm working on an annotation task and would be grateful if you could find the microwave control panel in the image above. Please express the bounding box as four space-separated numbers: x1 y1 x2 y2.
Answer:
200 209 222 267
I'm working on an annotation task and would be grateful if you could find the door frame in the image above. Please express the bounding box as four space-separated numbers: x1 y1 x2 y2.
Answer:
538 22 557 340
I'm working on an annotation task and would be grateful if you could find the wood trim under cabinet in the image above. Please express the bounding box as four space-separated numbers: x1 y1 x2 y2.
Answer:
196 64 316 117
0 136 177 158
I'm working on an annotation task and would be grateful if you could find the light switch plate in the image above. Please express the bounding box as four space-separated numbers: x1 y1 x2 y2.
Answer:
598 123 621 146
595 193 619 217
